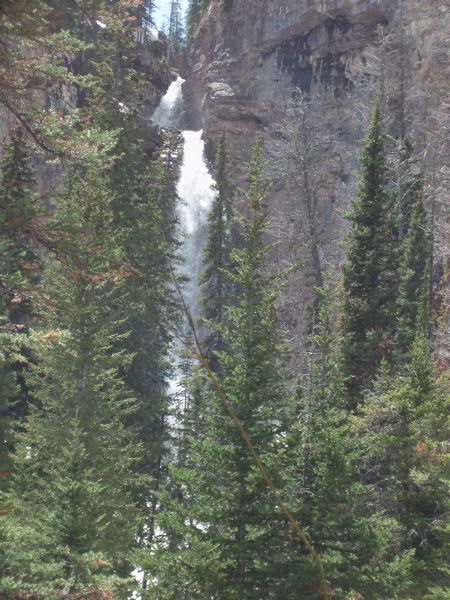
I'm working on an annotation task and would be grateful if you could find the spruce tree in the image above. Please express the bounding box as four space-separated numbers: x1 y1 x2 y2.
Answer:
201 130 233 359
83 9 181 549
107 124 179 551
168 0 184 60
211 142 293 597
144 142 302 599
140 0 156 28
0 126 38 487
186 0 202 38
395 142 431 354
293 286 378 597
341 101 397 404
358 334 449 598
0 126 38 326
397 138 423 240
0 165 144 599
0 5 179 597
1 321 143 599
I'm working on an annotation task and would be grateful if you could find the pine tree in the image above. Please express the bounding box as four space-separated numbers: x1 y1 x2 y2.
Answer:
0 126 39 489
357 334 449 598
106 122 180 553
0 165 145 599
0 0 86 153
0 126 38 326
1 323 143 599
186 0 202 38
201 130 233 359
144 142 303 599
341 101 397 404
0 5 179 597
140 0 156 28
211 142 293 597
168 0 184 61
395 141 431 354
80 4 181 549
292 285 379 597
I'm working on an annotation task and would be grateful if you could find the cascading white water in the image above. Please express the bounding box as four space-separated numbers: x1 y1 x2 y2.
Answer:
153 78 216 393
153 76 216 318
131 76 216 600
176 130 216 316
152 76 184 128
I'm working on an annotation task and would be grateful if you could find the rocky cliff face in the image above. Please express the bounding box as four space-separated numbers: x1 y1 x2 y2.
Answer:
185 0 449 360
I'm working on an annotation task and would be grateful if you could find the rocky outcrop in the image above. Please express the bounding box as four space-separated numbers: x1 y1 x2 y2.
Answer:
135 32 174 121
185 0 449 360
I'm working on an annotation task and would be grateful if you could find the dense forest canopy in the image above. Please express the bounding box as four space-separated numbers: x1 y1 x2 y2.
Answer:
0 1 448 599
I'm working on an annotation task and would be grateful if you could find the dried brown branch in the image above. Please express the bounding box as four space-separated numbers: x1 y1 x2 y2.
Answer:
172 275 332 600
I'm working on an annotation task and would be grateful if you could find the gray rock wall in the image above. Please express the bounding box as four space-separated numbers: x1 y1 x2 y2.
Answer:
185 0 449 362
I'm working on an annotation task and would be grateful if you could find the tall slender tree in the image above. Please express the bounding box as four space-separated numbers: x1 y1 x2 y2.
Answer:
396 194 430 353
341 101 397 404
0 126 38 328
140 0 156 28
144 142 306 599
110 137 179 554
0 164 144 599
201 130 233 359
358 334 449 598
168 0 184 61
0 3 180 598
395 140 431 353
0 126 39 487
80 1 181 547
293 284 395 598
186 0 201 38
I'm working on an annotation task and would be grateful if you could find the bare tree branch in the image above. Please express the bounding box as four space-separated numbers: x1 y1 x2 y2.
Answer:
172 274 332 600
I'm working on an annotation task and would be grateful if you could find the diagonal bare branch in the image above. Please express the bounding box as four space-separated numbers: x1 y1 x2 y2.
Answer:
171 273 332 600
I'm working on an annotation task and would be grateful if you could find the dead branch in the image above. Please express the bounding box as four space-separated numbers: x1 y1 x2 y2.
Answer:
172 275 332 600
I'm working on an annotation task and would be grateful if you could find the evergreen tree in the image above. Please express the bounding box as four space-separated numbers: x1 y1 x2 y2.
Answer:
357 334 449 598
201 130 233 359
396 197 430 349
292 284 420 598
0 126 38 327
168 0 184 60
102 116 180 548
397 138 422 240
0 126 38 488
186 0 202 38
395 142 431 354
140 0 156 28
0 0 89 154
79 1 181 549
0 4 179 597
1 323 143 599
293 286 375 597
341 101 397 404
144 142 304 599
0 164 144 599
210 142 293 597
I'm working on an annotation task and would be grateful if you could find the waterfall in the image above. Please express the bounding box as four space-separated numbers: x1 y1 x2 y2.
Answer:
131 76 216 599
152 76 184 129
154 76 216 319
176 130 216 316
153 79 216 397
